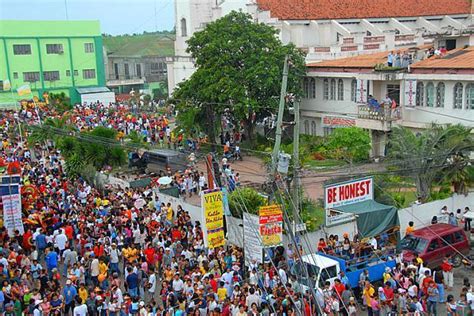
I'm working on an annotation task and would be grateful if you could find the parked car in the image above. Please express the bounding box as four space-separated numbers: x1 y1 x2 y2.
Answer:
400 223 470 268
128 149 187 174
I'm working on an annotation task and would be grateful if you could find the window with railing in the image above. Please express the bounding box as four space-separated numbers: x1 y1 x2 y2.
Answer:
330 79 336 100
13 44 31 55
436 82 445 108
323 79 329 100
426 82 435 107
466 84 474 110
83 69 96 79
453 83 463 109
23 72 40 82
351 79 357 102
416 82 424 106
337 79 344 101
43 71 60 81
46 44 64 54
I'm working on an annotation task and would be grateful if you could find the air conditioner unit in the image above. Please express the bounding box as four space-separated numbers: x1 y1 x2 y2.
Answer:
58 50 64 54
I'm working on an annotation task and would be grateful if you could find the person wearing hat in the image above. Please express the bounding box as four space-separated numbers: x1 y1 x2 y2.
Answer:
63 278 78 314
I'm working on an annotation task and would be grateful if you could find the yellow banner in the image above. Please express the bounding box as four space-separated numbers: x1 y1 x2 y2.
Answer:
202 190 225 248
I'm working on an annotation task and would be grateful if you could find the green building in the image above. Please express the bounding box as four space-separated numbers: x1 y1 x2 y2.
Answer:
0 20 106 106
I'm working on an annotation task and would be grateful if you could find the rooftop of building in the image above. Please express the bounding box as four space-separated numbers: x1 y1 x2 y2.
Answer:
103 33 175 58
256 0 472 20
307 45 474 72
0 20 101 37
410 46 474 69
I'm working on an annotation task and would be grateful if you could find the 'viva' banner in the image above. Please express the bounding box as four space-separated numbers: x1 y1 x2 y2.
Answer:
201 190 225 249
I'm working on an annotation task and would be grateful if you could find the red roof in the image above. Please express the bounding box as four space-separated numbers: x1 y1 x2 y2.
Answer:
256 0 471 20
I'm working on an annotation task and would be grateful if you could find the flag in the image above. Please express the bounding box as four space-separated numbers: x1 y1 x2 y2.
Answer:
17 84 31 96
3 80 11 91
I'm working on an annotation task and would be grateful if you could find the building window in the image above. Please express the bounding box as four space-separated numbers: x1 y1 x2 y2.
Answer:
46 44 64 54
351 79 357 102
13 44 31 55
83 69 96 79
453 82 463 109
151 62 163 75
136 64 142 78
304 120 309 134
435 82 445 108
181 18 187 37
13 72 18 79
330 79 336 100
84 43 94 53
311 121 317 136
74 70 78 76
124 64 130 79
416 82 424 106
323 79 329 100
23 72 40 82
43 71 60 81
303 78 309 98
337 79 344 100
466 84 474 110
114 63 119 79
66 70 71 77
426 82 435 107
310 78 316 99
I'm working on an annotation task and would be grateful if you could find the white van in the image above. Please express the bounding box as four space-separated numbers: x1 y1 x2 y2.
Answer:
291 253 341 291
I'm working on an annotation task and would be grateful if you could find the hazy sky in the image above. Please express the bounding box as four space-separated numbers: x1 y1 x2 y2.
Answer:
1 0 175 35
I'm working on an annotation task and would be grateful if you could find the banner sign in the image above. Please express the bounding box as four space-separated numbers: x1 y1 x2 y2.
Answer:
0 183 24 236
356 79 368 103
404 79 417 107
322 116 356 128
259 204 283 247
243 213 263 264
201 190 225 249
324 177 373 209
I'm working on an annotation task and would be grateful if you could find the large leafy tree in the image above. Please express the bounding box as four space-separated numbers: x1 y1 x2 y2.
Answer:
173 11 306 144
388 124 473 202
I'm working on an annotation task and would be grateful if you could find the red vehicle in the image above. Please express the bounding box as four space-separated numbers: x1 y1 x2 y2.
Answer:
400 223 470 268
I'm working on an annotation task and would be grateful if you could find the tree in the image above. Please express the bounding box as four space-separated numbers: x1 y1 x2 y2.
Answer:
388 124 473 202
324 127 371 163
228 187 266 218
28 115 74 146
173 11 306 145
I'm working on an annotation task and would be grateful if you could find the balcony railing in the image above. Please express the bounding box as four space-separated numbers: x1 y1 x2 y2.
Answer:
357 104 401 121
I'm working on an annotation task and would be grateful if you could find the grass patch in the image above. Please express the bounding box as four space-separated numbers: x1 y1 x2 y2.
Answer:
305 159 347 169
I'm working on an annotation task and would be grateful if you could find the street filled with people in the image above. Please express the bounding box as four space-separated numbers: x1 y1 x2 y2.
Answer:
0 102 472 316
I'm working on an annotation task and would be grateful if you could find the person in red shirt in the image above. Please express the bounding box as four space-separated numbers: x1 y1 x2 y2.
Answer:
64 224 74 243
171 226 181 242
93 242 105 258
317 238 327 252
22 229 33 252
440 254 454 289
333 278 345 299
383 282 394 308
143 244 155 267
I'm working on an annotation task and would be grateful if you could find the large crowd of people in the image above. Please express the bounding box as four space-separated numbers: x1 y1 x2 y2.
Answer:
0 101 472 316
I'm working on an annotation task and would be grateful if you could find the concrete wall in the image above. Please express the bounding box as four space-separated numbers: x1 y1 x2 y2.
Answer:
398 193 473 238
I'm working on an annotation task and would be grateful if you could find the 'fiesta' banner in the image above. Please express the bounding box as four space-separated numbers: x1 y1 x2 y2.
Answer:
324 177 373 209
259 204 283 247
201 190 225 249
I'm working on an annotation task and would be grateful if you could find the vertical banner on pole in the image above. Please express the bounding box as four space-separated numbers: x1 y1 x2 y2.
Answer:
259 204 283 247
0 176 24 236
201 190 225 249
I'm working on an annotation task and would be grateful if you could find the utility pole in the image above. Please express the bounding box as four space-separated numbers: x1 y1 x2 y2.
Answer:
292 99 300 229
270 55 289 175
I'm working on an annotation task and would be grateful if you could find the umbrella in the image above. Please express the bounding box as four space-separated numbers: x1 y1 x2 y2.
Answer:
157 176 172 185
134 198 146 209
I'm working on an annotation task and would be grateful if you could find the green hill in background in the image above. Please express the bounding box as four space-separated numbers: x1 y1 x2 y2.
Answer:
103 32 175 57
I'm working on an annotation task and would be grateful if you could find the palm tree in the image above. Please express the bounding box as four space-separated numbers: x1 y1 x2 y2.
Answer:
27 115 75 146
388 124 473 202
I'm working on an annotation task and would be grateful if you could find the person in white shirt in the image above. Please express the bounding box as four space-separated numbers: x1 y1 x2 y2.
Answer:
55 229 68 254
73 297 88 316
147 268 157 301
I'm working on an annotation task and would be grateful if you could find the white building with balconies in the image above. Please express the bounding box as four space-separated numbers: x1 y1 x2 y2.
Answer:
167 0 474 95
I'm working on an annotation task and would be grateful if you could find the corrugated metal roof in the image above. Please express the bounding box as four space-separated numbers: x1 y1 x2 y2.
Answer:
76 87 111 94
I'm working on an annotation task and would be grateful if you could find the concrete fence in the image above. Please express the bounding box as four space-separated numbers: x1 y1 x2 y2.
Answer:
397 193 473 238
